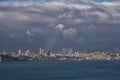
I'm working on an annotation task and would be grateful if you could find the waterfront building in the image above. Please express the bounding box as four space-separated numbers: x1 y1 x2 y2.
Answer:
3 51 7 54
25 49 30 56
116 53 120 57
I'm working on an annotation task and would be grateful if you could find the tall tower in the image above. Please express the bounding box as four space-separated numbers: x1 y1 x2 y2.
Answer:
18 49 22 55
39 48 44 55
47 50 51 56
39 48 42 54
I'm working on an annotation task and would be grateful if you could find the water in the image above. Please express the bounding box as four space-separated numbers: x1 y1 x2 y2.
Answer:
0 60 120 80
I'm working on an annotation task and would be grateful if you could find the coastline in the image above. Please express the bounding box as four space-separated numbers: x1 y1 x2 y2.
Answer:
0 52 120 62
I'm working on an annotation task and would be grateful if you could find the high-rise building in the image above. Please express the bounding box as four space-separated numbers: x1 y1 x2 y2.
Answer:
62 48 73 54
39 48 44 55
68 48 73 54
114 47 120 53
62 48 67 54
25 49 30 56
18 49 22 55
47 50 51 56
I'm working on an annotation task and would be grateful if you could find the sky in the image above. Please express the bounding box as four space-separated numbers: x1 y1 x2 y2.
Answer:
0 0 120 52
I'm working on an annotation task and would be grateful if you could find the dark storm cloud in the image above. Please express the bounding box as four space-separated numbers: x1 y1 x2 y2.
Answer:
0 0 120 51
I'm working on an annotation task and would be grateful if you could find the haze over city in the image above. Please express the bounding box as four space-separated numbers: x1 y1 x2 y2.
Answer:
0 0 120 52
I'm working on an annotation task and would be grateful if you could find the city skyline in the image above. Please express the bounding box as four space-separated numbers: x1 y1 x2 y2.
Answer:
1 47 120 62
1 47 120 54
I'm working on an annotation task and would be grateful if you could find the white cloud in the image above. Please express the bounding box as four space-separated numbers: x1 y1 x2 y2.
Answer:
58 13 72 19
55 24 64 31
68 4 92 10
17 14 30 21
26 30 34 36
74 19 83 24
0 0 119 24
101 2 120 7
88 25 97 30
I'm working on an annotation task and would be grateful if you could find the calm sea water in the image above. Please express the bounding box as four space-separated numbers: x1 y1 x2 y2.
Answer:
0 60 120 80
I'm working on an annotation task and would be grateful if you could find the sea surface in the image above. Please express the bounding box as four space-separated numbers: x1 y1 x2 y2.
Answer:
0 60 120 80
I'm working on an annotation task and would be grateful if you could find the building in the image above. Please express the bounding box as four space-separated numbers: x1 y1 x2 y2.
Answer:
47 50 51 56
0 56 1 62
18 49 22 55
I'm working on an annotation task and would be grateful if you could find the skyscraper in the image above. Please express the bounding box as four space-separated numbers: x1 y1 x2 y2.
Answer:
47 50 50 56
18 49 22 55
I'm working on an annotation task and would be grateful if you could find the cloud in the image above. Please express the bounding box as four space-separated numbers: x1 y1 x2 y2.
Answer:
55 24 64 31
9 33 16 38
58 12 73 19
0 0 119 26
26 30 34 36
88 25 97 30
17 14 30 21
62 28 77 40
101 2 120 6
0 27 8 32
0 0 120 51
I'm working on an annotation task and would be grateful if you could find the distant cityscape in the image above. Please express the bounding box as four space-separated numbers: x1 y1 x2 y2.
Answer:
0 48 120 62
